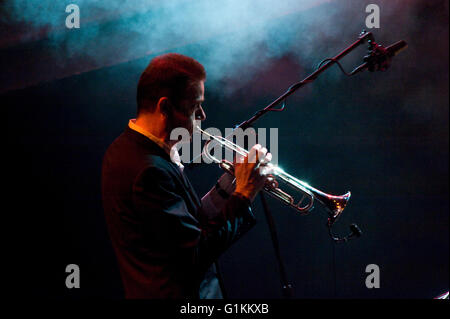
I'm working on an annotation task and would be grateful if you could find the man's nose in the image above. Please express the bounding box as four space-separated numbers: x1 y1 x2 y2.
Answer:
196 106 206 121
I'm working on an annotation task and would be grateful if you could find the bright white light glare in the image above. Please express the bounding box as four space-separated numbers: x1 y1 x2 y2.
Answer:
434 291 449 299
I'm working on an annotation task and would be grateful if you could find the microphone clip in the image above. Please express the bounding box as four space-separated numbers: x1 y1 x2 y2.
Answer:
363 40 392 72
327 217 362 243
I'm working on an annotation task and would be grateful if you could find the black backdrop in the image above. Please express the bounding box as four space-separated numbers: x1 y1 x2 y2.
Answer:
4 1 448 299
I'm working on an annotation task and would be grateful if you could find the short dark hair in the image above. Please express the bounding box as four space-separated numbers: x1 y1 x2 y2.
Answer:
136 53 206 115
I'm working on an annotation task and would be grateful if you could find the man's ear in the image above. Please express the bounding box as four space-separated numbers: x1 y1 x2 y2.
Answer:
156 97 169 117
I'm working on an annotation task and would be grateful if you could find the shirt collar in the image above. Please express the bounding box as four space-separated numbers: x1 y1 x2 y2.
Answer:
128 119 184 170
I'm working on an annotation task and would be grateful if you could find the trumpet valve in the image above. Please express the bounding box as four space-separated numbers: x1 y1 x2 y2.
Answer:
265 175 278 189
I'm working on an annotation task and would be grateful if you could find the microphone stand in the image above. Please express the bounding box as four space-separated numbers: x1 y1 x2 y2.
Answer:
230 31 374 298
260 192 293 298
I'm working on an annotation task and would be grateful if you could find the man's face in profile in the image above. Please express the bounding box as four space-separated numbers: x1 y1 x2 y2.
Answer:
168 80 206 139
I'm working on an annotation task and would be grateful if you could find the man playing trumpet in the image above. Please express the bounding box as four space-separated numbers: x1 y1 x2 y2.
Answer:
102 53 272 298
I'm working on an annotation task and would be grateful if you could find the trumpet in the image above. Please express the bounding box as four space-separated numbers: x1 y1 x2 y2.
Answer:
197 126 351 223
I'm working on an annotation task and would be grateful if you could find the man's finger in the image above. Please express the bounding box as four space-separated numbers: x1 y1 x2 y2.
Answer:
258 147 268 163
248 144 261 164
235 154 245 164
263 152 272 164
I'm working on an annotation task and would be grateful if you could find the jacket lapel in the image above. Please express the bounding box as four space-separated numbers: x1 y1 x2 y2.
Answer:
125 126 202 214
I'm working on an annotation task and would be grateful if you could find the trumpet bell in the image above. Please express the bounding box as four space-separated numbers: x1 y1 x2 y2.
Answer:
318 191 351 221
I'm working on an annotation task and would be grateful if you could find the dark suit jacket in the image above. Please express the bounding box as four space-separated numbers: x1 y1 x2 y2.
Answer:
101 126 256 298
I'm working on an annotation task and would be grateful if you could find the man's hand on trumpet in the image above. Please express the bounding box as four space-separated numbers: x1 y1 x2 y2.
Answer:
234 144 273 202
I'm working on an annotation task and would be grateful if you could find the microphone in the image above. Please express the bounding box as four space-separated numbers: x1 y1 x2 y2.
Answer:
385 40 408 56
350 40 408 75
349 223 362 238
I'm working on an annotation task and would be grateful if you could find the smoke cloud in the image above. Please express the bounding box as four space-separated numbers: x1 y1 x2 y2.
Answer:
2 0 447 101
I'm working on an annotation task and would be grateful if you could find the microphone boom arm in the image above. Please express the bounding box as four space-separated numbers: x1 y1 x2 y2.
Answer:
235 30 375 131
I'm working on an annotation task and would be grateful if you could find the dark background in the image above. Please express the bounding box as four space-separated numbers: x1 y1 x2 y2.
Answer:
4 1 448 298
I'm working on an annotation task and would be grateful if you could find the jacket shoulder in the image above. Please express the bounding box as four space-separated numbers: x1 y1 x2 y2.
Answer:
103 129 180 183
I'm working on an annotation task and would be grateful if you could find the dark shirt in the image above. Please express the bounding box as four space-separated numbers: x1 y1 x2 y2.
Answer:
101 126 256 298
